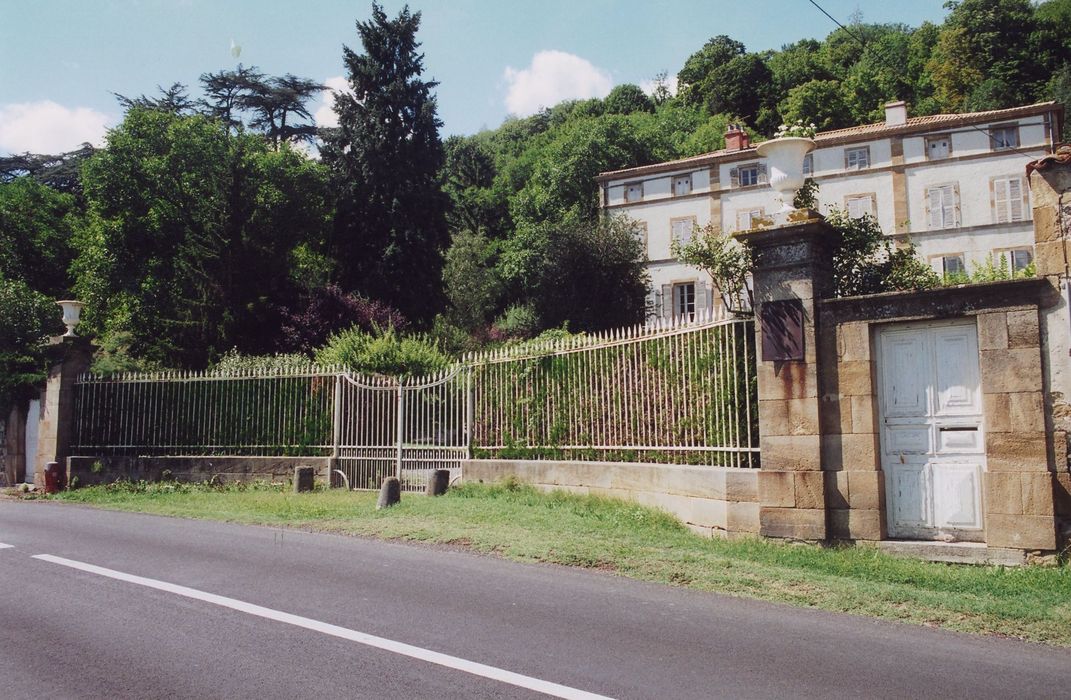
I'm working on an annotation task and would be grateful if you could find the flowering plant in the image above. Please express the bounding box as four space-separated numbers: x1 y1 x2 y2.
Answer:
775 120 817 139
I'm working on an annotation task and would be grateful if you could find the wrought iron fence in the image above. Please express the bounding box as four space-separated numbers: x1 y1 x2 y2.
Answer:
71 312 760 488
465 311 758 468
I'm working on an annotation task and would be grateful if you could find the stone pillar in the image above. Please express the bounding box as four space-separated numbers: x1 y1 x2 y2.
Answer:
34 338 94 490
1028 149 1071 539
3 405 26 485
738 214 838 541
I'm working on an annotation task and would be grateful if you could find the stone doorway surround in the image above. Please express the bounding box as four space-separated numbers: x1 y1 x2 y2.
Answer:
740 211 1063 555
819 279 1060 552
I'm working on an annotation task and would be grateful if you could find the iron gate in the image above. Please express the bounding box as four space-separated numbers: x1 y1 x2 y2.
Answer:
333 368 470 492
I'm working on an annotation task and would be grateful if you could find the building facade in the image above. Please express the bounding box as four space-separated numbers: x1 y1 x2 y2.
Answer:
597 101 1064 321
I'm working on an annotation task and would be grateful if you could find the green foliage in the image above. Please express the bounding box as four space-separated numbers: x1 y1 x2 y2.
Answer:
941 252 1036 286
0 275 63 413
314 326 450 377
779 79 854 132
442 229 503 330
322 2 449 324
211 349 316 372
492 304 540 339
603 84 655 115
501 216 649 332
671 223 753 314
826 209 939 296
73 108 331 368
0 177 79 297
678 35 774 126
88 331 159 376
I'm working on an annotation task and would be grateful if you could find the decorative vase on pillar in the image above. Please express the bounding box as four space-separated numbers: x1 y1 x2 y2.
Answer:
755 137 816 212
56 300 85 338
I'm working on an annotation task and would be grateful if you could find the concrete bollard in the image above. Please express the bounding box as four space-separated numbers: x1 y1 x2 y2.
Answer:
44 462 66 494
425 469 450 497
377 477 401 509
293 466 315 493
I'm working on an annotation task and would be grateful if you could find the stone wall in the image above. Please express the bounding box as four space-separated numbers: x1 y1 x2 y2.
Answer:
1029 154 1071 546
820 279 1061 551
462 459 759 538
67 455 333 488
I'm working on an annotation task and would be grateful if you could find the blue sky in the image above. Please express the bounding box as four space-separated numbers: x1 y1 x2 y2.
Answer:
0 1 949 155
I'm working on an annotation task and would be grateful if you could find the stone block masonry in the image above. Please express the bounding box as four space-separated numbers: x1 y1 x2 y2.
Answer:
462 459 759 539
67 456 333 488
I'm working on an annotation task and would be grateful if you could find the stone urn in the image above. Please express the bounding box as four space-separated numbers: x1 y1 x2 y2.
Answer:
755 136 816 212
56 300 85 337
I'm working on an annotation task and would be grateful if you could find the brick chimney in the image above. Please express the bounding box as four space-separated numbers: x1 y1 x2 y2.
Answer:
725 124 750 151
884 100 908 127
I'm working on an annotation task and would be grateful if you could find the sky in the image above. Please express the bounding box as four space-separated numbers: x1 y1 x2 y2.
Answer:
0 0 950 156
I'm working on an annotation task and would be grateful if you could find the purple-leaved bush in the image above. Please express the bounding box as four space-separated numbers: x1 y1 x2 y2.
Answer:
275 285 409 354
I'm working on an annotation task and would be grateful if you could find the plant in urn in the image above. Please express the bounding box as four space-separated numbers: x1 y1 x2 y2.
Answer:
755 121 816 212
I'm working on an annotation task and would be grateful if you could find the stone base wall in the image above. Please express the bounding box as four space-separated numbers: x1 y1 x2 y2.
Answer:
67 456 333 488
462 459 759 538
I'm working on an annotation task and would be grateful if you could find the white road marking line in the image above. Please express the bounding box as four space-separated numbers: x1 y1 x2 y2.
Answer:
0 543 13 549
33 554 613 700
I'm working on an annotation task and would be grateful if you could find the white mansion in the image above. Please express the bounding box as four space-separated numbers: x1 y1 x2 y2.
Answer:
597 101 1065 321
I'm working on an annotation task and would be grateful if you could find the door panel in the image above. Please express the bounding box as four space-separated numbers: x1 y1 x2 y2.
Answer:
937 426 982 453
888 464 928 528
878 321 986 541
932 463 983 530
880 331 929 418
933 327 981 415
883 425 930 456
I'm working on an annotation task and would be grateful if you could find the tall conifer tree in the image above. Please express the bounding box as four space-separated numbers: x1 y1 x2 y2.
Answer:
322 3 448 324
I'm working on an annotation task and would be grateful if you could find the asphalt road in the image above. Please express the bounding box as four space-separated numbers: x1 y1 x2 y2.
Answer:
0 500 1065 699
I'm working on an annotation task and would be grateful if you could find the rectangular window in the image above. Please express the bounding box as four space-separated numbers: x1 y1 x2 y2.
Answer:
926 134 951 160
736 208 764 231
942 254 966 276
845 146 870 170
671 216 696 245
802 153 813 176
673 282 696 320
673 174 692 196
625 182 643 202
739 165 760 186
992 176 1025 223
989 124 1020 151
927 184 959 229
845 194 875 220
995 248 1033 273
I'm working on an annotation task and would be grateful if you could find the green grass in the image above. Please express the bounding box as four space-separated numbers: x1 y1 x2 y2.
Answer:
35 479 1071 646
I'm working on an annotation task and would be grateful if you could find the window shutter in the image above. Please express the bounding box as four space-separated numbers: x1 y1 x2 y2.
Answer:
758 163 768 185
927 188 940 229
952 184 961 227
695 281 709 314
661 284 673 320
994 179 1009 223
730 167 739 188
1008 178 1023 221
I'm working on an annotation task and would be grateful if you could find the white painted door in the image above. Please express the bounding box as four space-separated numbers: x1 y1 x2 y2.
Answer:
877 321 986 541
24 399 39 484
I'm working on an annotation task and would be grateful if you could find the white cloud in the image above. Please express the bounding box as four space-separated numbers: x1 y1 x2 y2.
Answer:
503 51 613 117
639 74 678 99
314 76 351 128
0 101 111 154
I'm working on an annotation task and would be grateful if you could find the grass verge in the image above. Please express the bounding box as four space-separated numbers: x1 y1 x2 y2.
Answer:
28 479 1071 646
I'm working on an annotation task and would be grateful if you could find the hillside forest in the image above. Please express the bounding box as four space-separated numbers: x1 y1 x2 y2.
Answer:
2 0 1070 407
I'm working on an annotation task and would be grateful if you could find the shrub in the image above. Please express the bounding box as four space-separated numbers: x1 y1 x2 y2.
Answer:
275 285 408 354
314 326 451 377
